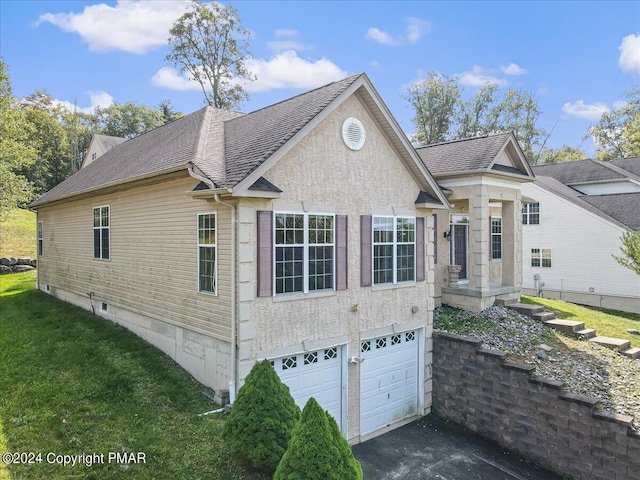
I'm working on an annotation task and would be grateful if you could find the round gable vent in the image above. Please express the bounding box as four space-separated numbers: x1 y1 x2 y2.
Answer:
342 117 366 151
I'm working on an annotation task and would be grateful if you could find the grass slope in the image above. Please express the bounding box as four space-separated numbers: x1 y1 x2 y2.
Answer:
0 208 36 258
521 295 640 345
0 272 260 480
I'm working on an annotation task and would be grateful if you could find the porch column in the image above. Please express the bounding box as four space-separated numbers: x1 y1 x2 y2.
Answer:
469 184 489 292
501 200 518 287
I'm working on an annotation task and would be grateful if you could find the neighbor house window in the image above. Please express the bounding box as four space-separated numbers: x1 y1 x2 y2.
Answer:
198 213 217 294
37 221 43 256
531 248 552 268
275 213 334 294
522 203 540 225
373 216 415 285
93 206 110 259
491 217 502 260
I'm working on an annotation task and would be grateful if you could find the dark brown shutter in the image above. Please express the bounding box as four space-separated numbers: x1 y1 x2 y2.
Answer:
360 215 372 287
433 214 437 264
416 217 425 281
336 215 348 290
257 211 273 297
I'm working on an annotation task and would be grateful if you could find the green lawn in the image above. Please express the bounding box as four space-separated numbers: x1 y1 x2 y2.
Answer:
0 208 36 258
0 272 261 480
521 295 640 345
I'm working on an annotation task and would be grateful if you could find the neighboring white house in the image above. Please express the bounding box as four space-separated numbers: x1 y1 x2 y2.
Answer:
521 158 640 314
82 134 126 168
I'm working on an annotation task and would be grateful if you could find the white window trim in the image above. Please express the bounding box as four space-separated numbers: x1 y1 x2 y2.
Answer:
491 216 502 260
37 221 43 257
372 216 416 286
273 211 336 296
522 203 540 225
531 248 552 268
93 205 110 260
197 212 218 295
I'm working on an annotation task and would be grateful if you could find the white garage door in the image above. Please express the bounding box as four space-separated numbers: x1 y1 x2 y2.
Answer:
360 330 421 436
272 346 344 430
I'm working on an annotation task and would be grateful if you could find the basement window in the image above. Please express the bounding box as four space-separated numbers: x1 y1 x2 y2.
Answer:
101 302 108 312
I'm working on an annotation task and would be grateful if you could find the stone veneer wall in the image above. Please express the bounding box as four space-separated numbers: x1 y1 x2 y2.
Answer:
433 331 640 480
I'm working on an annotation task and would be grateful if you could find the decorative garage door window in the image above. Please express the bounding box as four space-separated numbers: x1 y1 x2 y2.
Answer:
360 330 419 436
271 347 343 429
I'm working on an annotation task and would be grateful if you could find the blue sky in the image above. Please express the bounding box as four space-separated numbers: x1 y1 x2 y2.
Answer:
1 1 639 156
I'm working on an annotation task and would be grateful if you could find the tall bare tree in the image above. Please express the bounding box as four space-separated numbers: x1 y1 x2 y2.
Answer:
166 0 255 109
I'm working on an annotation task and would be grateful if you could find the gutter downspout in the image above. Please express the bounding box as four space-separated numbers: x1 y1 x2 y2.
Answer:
187 164 238 404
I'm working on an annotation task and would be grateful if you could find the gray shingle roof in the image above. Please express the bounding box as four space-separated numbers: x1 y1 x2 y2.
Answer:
219 73 362 187
532 159 629 184
533 176 636 230
580 193 640 230
611 157 640 177
31 107 212 207
415 132 514 176
31 74 363 207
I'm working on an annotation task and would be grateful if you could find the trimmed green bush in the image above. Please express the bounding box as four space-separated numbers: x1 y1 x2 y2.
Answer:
222 359 300 474
274 397 363 480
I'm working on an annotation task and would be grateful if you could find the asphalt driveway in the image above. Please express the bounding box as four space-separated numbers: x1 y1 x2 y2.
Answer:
352 414 562 480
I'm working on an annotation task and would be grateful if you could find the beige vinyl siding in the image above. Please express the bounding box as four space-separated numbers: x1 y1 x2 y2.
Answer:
37 174 233 341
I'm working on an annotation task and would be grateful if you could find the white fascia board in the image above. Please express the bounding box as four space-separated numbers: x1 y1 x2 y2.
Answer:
439 174 526 189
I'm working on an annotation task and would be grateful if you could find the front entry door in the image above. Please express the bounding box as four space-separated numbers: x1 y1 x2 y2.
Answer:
450 215 469 280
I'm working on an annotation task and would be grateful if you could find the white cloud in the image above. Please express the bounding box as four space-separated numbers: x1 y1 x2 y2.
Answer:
457 65 507 87
53 91 115 114
561 100 609 121
152 51 347 94
366 27 399 46
245 51 347 92
151 67 200 91
500 63 526 75
370 60 380 68
36 0 189 54
266 29 313 51
367 17 430 46
619 33 640 74
406 17 431 44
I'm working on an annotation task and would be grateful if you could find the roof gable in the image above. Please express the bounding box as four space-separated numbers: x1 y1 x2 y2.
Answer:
532 158 631 184
415 132 533 179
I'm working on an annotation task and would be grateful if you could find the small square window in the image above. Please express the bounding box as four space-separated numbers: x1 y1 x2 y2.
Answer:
282 356 297 370
324 348 337 360
360 341 371 353
375 338 387 349
391 334 401 345
405 331 415 342
304 352 318 365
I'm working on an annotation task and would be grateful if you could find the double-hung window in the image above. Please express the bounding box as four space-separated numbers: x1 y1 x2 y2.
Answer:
275 213 334 295
37 221 43 256
531 248 552 268
522 203 540 225
93 206 110 259
491 217 502 260
373 216 415 285
198 213 217 294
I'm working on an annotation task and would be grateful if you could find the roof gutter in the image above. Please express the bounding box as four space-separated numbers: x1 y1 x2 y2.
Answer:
187 163 238 404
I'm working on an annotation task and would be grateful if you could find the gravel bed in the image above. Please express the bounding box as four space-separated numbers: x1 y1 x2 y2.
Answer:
434 305 640 432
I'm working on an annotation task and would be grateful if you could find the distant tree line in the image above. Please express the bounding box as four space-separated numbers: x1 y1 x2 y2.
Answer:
0 59 182 216
405 71 640 165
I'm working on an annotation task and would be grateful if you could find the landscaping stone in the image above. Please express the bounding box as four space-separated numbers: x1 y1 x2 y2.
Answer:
0 257 37 274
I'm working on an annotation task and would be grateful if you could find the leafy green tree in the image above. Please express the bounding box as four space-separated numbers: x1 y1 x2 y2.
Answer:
222 360 300 474
0 59 36 215
405 72 461 146
274 397 362 480
538 145 587 164
166 0 255 109
589 85 640 160
94 102 165 139
406 73 549 164
157 100 183 124
613 228 640 275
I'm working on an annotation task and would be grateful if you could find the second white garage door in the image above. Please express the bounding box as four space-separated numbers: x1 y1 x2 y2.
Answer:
272 346 344 431
360 329 422 437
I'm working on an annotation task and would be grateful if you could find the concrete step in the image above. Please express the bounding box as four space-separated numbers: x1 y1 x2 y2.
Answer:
510 303 545 316
532 311 555 322
621 347 640 359
544 319 585 336
495 298 517 307
575 328 597 339
589 336 631 352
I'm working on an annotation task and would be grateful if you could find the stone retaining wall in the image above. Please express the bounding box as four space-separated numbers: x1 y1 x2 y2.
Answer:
433 331 640 480
0 257 37 274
